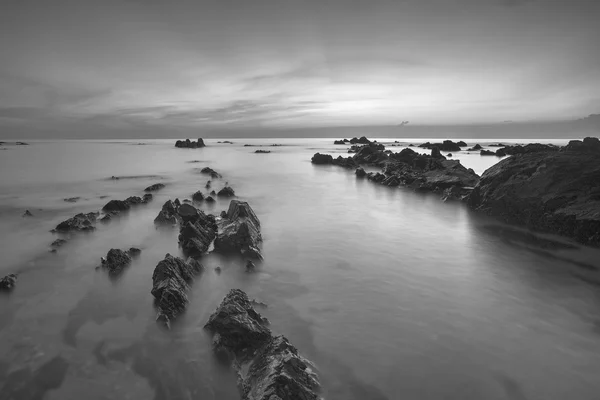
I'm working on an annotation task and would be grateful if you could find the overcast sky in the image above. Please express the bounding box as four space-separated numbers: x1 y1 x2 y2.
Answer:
1 0 599 138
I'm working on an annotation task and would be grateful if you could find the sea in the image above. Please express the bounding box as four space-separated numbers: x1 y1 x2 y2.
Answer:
1 138 600 400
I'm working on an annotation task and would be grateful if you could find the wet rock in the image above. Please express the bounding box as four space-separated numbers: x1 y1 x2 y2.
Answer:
175 138 205 148
200 167 221 179
63 197 81 202
192 191 204 202
210 190 217 196
246 260 256 272
467 144 482 151
441 185 471 202
217 186 236 197
128 247 142 257
214 201 262 258
311 153 334 164
480 150 496 156
154 199 182 225
495 143 559 157
333 140 346 145
418 140 461 152
468 147 600 247
51 239 67 248
0 273 17 291
55 212 98 232
205 196 215 203
355 167 366 177
564 137 600 153
457 141 468 147
151 254 204 327
254 150 271 153
101 249 132 277
22 210 33 217
178 209 217 255
144 183 165 192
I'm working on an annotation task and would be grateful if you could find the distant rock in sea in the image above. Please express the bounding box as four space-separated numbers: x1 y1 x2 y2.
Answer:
175 138 205 148
144 183 165 192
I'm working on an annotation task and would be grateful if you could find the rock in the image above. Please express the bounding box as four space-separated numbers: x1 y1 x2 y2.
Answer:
205 196 215 203
183 199 191 203
175 138 205 148
419 140 461 152
467 144 482 151
447 153 453 157
564 137 600 153
142 193 153 203
214 201 262 257
16 142 29 145
63 197 81 202
128 247 142 257
101 249 132 277
177 203 200 223
457 141 467 147
154 199 182 225
351 143 387 164
349 136 371 144
22 210 33 217
0 274 18 290
204 289 272 360
217 186 235 197
242 246 264 260
311 153 334 164
467 148 600 246
333 140 345 145
218 141 234 144
355 167 366 177
254 150 271 153
200 167 221 179
441 185 472 202
332 156 358 169
151 254 203 327
178 210 217 255
55 212 98 232
51 239 67 248
205 180 211 189
431 147 444 159
100 213 113 222
220 210 227 218
480 150 496 156
102 199 130 212
246 260 256 272
215 266 222 274
144 183 165 192
192 191 204 201
495 143 559 157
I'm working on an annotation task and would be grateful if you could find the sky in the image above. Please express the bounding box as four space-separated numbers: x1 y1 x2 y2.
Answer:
0 0 599 138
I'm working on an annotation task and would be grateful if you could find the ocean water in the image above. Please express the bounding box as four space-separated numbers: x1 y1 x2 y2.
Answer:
1 138 600 400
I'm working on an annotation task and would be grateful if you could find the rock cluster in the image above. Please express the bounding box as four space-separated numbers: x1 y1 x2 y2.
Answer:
55 212 99 232
178 204 217 255
175 138 205 148
200 167 221 179
418 140 463 152
494 143 558 157
214 201 263 259
0 273 18 291
102 194 152 212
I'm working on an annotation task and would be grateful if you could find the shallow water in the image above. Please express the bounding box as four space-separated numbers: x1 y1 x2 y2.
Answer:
1 138 600 400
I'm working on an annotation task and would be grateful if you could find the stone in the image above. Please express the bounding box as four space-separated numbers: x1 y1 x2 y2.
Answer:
101 249 132 277
55 212 98 232
177 203 200 223
0 274 18 291
205 196 215 203
200 167 221 179
154 200 182 225
355 167 366 177
467 144 482 151
205 180 211 189
144 183 165 192
311 153 334 164
447 153 453 157
431 147 444 159
418 140 461 152
175 138 205 148
217 186 235 197
457 141 468 147
564 137 600 153
495 143 559 157
22 210 33 217
192 191 204 201
215 266 222 274
178 210 217 255
128 247 142 257
102 199 131 212
63 197 81 202
151 254 203 327
214 201 262 258
242 246 264 260
333 140 345 145
349 136 371 144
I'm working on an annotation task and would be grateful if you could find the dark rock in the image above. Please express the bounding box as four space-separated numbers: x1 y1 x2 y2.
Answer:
495 143 559 157
246 260 256 272
192 191 204 201
55 212 98 232
214 201 262 258
178 210 217 255
467 144 482 151
242 246 264 261
151 254 203 327
457 141 468 147
217 186 235 197
215 266 222 274
355 167 366 177
16 141 29 145
218 141 234 144
183 199 191 203
220 210 227 218
51 239 67 248
142 193 153 203
102 199 130 212
564 137 600 153
0 273 18 291
100 213 113 223
419 140 461 152
22 210 33 217
351 143 387 164
489 143 506 147
101 249 132 277
254 150 271 153
128 247 142 257
63 197 81 203
311 153 333 164
205 196 215 203
205 180 211 189
367 172 386 183
441 186 472 202
468 149 600 246
144 183 165 192
210 190 216 196
175 138 205 148
177 203 200 223
447 153 453 157
333 140 345 145
200 167 221 179
332 156 358 169
154 199 181 225
480 150 496 156
431 147 444 159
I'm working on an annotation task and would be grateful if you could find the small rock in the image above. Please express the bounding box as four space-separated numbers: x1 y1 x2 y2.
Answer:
192 191 204 201
480 150 496 156
22 210 33 217
210 190 216 196
200 167 221 179
214 266 222 274
220 210 227 218
355 167 366 178
311 153 334 164
0 274 18 291
101 249 132 277
128 247 142 257
205 180 211 189
246 260 256 272
63 197 81 203
217 186 235 197
206 196 215 203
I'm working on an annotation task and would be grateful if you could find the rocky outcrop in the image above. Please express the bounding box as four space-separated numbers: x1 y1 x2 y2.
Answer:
100 249 132 277
468 141 600 246
192 191 204 202
355 167 366 177
418 140 462 152
178 204 217 255
480 150 496 156
311 153 333 165
204 289 320 399
64 197 81 202
457 141 467 147
144 183 165 192
214 201 262 258
349 136 371 144
55 212 98 232
495 143 559 157
333 140 346 145
467 144 482 151
200 167 221 179
0 273 18 291
217 186 236 197
102 195 152 212
154 199 182 225
151 254 204 327
564 137 600 153
175 138 205 148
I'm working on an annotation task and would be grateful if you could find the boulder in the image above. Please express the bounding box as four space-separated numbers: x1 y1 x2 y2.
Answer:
0 274 18 291
355 167 366 178
480 150 496 156
102 199 130 212
151 254 204 327
205 196 215 203
214 201 262 257
564 137 600 153
101 249 132 277
217 186 236 197
467 144 482 151
419 140 461 152
178 210 217 255
332 156 358 169
242 246 264 260
333 140 345 145
192 191 204 202
144 183 165 192
468 149 600 246
154 199 181 225
175 138 205 148
55 212 98 232
457 141 468 147
311 153 333 164
177 203 200 223
200 167 221 179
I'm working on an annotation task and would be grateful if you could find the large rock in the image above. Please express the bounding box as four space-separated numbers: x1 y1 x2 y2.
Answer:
311 153 333 164
144 183 165 192
102 195 152 212
0 273 17 291
151 254 204 327
214 201 262 257
101 249 132 277
418 140 461 152
564 137 600 153
468 147 600 246
217 186 236 197
175 138 205 148
178 207 217 255
55 212 98 232
154 199 182 225
200 167 221 179
495 143 559 157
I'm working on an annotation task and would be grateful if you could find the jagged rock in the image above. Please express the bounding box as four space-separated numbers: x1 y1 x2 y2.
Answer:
333 156 358 169
495 143 559 157
217 186 235 197
55 212 98 232
467 144 482 151
64 197 81 202
367 172 386 183
100 213 113 222
178 209 217 255
441 186 472 202
151 254 203 327
175 138 205 148
154 199 182 225
22 210 33 217
349 136 371 144
351 143 387 164
200 167 221 179
192 191 204 201
311 153 333 164
143 193 153 202
242 246 264 260
144 183 165 192
0 274 18 291
468 147 600 246
205 196 215 203
355 167 366 177
101 249 132 277
333 140 345 145
480 150 496 156
214 201 262 257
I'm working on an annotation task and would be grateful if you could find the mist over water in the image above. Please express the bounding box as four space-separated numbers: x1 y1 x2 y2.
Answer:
1 138 600 400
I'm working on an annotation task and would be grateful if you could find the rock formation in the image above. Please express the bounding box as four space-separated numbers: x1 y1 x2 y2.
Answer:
178 204 217 255
214 200 262 259
144 183 165 192
100 249 132 277
154 199 182 225
0 273 17 291
55 212 99 232
175 138 205 148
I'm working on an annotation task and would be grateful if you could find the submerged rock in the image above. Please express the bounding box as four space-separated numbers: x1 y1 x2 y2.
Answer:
100 249 132 277
55 212 98 232
192 191 204 202
214 201 262 258
311 153 333 165
144 183 165 192
200 167 221 179
468 145 600 247
217 186 235 197
175 138 205 148
22 210 33 217
0 273 18 291
151 254 203 327
480 150 496 156
63 197 81 202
